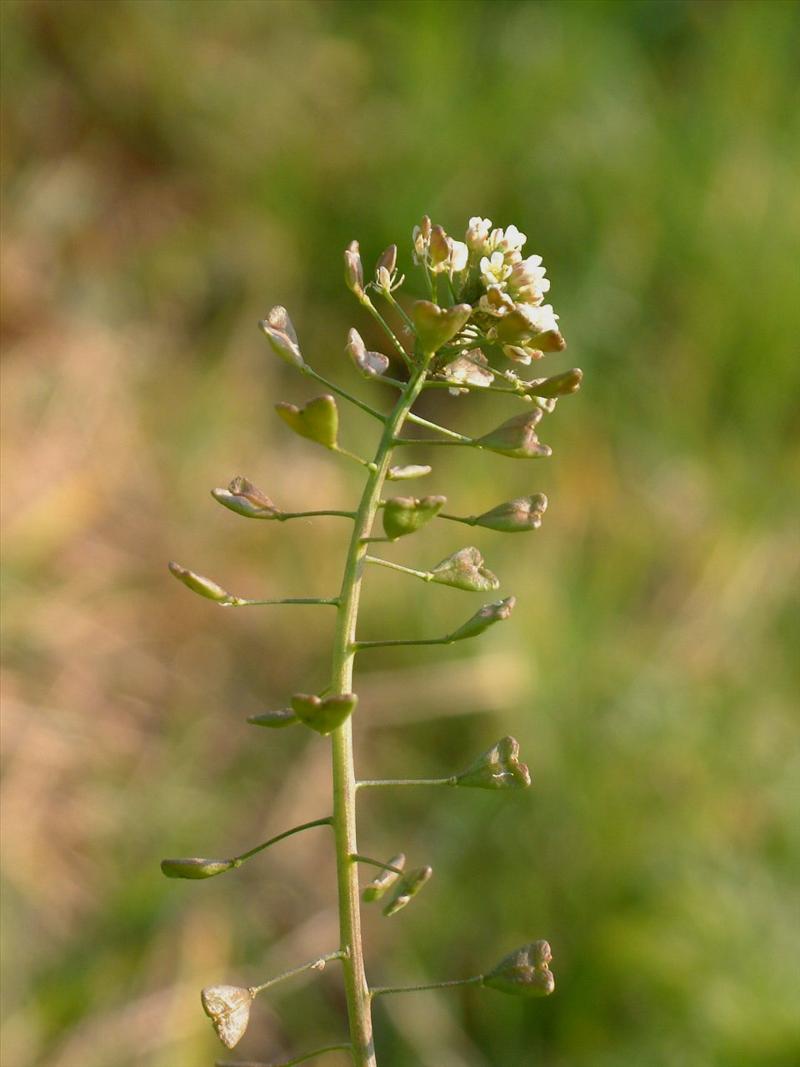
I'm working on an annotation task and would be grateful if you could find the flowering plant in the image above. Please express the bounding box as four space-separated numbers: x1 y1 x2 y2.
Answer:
163 215 579 1066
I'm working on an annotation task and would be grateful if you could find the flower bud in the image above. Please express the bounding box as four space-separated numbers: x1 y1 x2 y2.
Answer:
522 368 583 398
161 856 236 879
471 493 548 533
362 853 406 902
382 865 433 917
448 596 516 642
290 692 358 735
412 215 432 262
475 410 551 459
201 985 254 1048
168 561 231 602
482 941 554 998
259 306 304 368
212 476 282 520
387 464 432 481
430 547 500 593
502 344 543 365
466 216 492 253
377 244 398 276
247 707 299 728
412 301 472 353
455 736 531 789
346 328 390 379
441 350 494 392
429 225 451 270
275 395 338 450
344 239 364 296
382 495 446 539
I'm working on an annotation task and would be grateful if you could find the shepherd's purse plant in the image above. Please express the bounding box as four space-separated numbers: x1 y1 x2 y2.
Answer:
163 215 581 1067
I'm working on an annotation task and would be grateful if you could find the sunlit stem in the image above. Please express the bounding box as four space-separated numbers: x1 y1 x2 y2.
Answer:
370 974 483 999
353 635 453 651
383 291 415 333
249 950 348 998
356 777 456 791
233 817 333 866
393 436 475 447
350 853 406 876
405 412 472 442
364 555 432 582
437 512 478 527
359 294 413 369
280 510 357 521
422 379 529 399
302 366 388 424
333 445 379 471
222 596 340 608
216 1047 353 1067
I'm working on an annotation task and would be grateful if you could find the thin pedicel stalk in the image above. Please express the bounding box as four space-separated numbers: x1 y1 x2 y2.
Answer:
165 213 576 1064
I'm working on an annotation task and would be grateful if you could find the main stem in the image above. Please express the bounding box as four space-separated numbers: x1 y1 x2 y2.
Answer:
329 360 428 1067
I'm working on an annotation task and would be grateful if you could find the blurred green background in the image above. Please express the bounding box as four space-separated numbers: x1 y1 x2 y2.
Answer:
2 1 799 1065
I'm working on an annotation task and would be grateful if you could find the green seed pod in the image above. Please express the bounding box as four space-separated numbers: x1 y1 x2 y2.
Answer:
201 985 254 1049
275 395 339 450
430 547 500 593
344 239 364 296
362 853 406 902
346 328 390 379
455 736 531 789
382 495 446 539
475 410 551 459
161 856 236 879
448 596 516 642
522 368 583 398
247 708 299 729
168 561 231 602
411 300 472 353
382 865 433 917
259 305 304 368
387 464 432 481
482 941 555 998
471 493 548 533
212 476 282 520
291 693 358 736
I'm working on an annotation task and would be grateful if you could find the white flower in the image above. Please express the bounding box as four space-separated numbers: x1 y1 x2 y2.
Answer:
508 254 551 305
480 251 512 288
450 239 469 273
518 303 560 334
478 285 515 317
466 216 493 252
489 224 527 258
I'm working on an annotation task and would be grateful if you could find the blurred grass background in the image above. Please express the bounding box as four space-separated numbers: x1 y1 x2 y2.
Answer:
2 1 799 1065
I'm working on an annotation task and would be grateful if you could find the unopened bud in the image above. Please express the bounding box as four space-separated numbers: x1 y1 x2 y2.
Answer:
382 495 446 539
382 865 433 917
201 985 253 1049
430 547 500 593
455 736 531 789
363 853 406 902
448 596 516 642
377 244 398 276
482 941 554 998
475 410 551 459
212 476 282 520
247 707 298 729
502 344 543 365
346 328 390 379
522 368 583 398
291 692 358 735
259 306 304 368
429 225 451 269
412 300 472 353
344 239 364 296
472 493 548 533
387 464 432 481
275 395 338 450
168 561 231 603
161 856 236 879
412 215 432 261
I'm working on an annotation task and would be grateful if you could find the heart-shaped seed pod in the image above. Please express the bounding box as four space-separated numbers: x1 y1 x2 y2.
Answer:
290 693 358 736
382 865 433 917
522 368 583 398
259 306 304 368
387 464 432 481
475 410 551 459
168 562 231 602
275 395 339 450
200 984 254 1048
455 736 531 790
448 596 516 642
412 300 472 353
362 853 406 902
161 856 236 879
346 328 390 378
212 476 282 519
482 941 555 998
382 495 446 539
430 547 500 593
471 493 548 533
247 708 299 729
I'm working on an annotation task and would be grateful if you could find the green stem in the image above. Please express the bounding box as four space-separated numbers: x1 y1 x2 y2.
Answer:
350 854 406 876
405 412 472 442
393 437 474 448
280 510 357 521
359 295 413 369
223 597 339 608
437 512 477 527
364 555 432 583
302 366 387 424
234 818 333 865
328 359 430 1067
384 292 415 333
353 636 452 651
370 974 483 999
216 1047 353 1067
356 778 456 791
250 951 347 998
